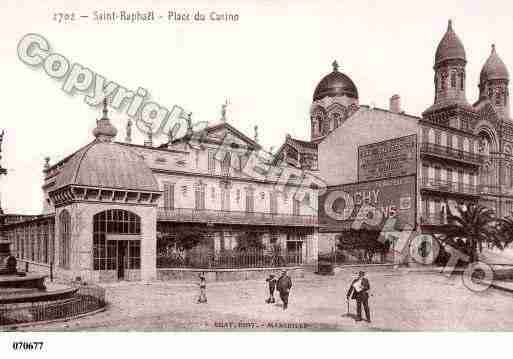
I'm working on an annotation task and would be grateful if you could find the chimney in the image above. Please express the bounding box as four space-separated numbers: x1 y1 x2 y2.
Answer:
389 94 401 113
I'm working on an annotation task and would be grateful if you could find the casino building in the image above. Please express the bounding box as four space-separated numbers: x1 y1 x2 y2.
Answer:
2 19 513 280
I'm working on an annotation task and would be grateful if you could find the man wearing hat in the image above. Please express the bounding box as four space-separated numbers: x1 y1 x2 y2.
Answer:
265 274 278 304
276 270 292 310
346 271 371 322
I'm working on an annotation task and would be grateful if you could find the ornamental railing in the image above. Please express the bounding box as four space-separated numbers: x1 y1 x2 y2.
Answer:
421 178 479 196
0 284 106 327
157 207 318 227
156 248 302 269
420 142 483 165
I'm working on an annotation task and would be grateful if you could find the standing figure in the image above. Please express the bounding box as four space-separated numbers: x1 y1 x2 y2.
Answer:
276 270 292 310
265 274 277 304
346 271 371 322
197 273 207 304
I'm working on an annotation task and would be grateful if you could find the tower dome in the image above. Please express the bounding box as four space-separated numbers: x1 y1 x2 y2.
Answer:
434 20 466 67
313 61 358 101
480 44 509 83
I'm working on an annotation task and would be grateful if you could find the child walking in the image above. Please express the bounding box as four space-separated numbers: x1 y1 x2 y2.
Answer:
197 273 207 304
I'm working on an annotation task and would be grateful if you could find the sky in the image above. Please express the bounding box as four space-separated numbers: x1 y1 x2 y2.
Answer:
0 0 512 214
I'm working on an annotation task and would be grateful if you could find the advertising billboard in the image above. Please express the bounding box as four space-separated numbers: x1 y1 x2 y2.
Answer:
358 134 417 182
319 175 416 231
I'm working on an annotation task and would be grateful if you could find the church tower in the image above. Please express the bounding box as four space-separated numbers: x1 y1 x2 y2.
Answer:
479 44 510 120
432 20 468 107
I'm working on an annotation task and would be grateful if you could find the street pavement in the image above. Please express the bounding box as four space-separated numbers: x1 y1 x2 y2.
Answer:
25 267 513 331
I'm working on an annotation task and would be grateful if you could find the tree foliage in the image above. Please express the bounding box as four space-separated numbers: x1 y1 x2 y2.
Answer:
234 231 264 251
443 203 503 262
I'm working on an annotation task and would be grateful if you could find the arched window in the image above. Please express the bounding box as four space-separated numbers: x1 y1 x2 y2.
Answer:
459 72 464 90
332 113 341 128
322 118 330 134
496 89 503 105
440 72 448 90
450 71 457 88
93 209 141 272
59 210 71 269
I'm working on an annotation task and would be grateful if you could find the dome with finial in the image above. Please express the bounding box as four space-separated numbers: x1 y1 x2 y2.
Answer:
92 98 118 141
434 20 466 66
50 101 158 194
480 44 509 83
313 60 358 101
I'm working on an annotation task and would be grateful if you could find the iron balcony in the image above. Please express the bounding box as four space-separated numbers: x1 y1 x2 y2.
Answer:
420 178 502 197
157 207 318 227
420 142 483 166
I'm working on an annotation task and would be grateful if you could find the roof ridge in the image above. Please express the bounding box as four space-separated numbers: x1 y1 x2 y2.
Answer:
71 140 99 185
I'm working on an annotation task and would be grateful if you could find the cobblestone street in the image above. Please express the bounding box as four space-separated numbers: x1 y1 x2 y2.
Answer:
28 268 513 331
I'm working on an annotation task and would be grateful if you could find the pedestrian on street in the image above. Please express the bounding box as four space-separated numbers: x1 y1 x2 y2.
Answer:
346 271 371 322
265 274 277 303
277 270 292 310
197 273 207 304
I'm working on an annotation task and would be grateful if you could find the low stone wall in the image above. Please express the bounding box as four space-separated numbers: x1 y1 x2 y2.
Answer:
157 267 305 282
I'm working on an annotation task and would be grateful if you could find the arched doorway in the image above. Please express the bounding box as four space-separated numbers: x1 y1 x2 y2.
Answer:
93 209 141 281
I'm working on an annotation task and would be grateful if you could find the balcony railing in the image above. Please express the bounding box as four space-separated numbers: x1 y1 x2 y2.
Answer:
421 178 479 196
157 248 302 269
157 207 318 227
421 178 503 197
420 142 483 165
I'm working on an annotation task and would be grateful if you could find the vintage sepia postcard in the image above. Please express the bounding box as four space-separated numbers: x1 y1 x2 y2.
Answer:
1 0 513 357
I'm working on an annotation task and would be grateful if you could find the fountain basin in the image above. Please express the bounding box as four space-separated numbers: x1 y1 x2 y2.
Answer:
0 284 79 305
0 273 46 290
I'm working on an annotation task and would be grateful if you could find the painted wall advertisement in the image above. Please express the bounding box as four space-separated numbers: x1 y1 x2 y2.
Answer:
358 134 417 182
319 175 416 231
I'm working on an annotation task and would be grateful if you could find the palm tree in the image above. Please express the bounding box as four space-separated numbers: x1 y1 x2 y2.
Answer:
445 203 502 263
497 215 513 248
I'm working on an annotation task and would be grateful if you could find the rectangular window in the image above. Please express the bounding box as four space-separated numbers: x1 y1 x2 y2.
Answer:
221 152 231 176
422 164 428 180
208 151 216 173
221 187 231 211
293 198 300 216
270 191 278 214
435 131 441 145
421 198 427 216
195 183 206 210
245 188 254 213
163 182 175 209
457 136 463 150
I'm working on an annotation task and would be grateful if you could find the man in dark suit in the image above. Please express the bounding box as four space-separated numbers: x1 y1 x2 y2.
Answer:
346 271 371 322
277 270 292 310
